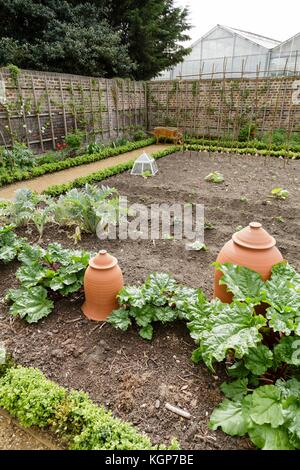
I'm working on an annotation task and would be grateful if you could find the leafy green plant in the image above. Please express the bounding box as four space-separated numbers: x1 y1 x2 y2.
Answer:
7 64 20 87
0 224 25 263
54 184 123 236
186 261 300 449
142 170 152 178
86 142 105 154
187 241 208 251
0 189 54 239
262 128 288 146
6 242 91 323
111 137 129 148
185 139 300 157
271 188 289 200
188 262 300 371
204 171 224 183
210 378 300 449
0 143 36 171
132 129 148 141
108 272 200 340
238 122 257 142
0 366 66 427
64 131 85 153
204 221 215 230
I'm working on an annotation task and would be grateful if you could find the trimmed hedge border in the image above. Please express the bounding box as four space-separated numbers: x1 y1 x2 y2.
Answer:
0 138 156 189
186 137 300 153
0 365 179 450
185 143 300 159
43 146 180 196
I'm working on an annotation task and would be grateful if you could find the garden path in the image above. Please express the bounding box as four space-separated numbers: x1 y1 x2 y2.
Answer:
0 408 60 450
0 144 169 199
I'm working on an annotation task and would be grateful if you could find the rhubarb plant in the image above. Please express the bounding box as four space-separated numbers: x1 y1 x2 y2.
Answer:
186 261 300 449
6 242 91 323
0 225 25 263
210 378 300 449
188 262 300 373
108 272 200 340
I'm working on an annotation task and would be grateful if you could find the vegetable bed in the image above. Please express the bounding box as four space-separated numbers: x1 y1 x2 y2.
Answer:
0 150 299 450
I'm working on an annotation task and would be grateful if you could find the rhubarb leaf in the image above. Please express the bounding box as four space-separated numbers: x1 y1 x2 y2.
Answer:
248 424 293 450
9 286 53 323
214 263 264 305
220 378 249 401
250 385 284 427
188 301 265 371
107 309 131 331
274 336 300 366
139 324 153 340
244 345 273 375
209 395 251 436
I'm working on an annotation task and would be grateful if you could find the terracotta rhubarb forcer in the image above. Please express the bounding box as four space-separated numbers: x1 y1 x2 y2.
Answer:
82 250 124 321
214 222 283 303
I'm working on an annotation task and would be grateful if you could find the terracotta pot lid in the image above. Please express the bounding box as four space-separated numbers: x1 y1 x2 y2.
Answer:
89 250 118 270
232 222 276 250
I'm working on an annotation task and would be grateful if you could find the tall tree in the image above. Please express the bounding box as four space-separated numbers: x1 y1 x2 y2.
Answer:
104 0 191 79
0 0 135 77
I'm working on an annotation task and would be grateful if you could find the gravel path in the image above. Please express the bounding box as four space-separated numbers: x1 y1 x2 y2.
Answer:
0 408 60 450
0 144 169 200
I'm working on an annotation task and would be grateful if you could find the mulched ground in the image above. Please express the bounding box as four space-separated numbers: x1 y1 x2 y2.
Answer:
0 150 299 450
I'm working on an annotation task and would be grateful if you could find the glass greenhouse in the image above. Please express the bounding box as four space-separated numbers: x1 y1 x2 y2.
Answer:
156 25 300 80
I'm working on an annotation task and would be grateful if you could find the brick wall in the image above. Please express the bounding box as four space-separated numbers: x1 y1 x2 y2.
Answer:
1 68 300 153
148 76 300 139
0 68 147 153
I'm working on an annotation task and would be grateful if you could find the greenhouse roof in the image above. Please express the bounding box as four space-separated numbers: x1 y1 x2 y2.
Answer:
221 25 281 49
271 31 300 51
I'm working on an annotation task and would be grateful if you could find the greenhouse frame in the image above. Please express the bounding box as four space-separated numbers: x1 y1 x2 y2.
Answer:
157 25 300 80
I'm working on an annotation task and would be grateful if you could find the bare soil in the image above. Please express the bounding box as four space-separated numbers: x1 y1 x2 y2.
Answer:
0 150 299 450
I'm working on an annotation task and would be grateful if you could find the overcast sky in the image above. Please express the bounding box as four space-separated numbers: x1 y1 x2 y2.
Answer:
176 0 300 44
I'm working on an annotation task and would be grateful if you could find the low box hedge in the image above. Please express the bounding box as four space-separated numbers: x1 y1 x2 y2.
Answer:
43 146 179 196
0 138 156 189
0 365 179 450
